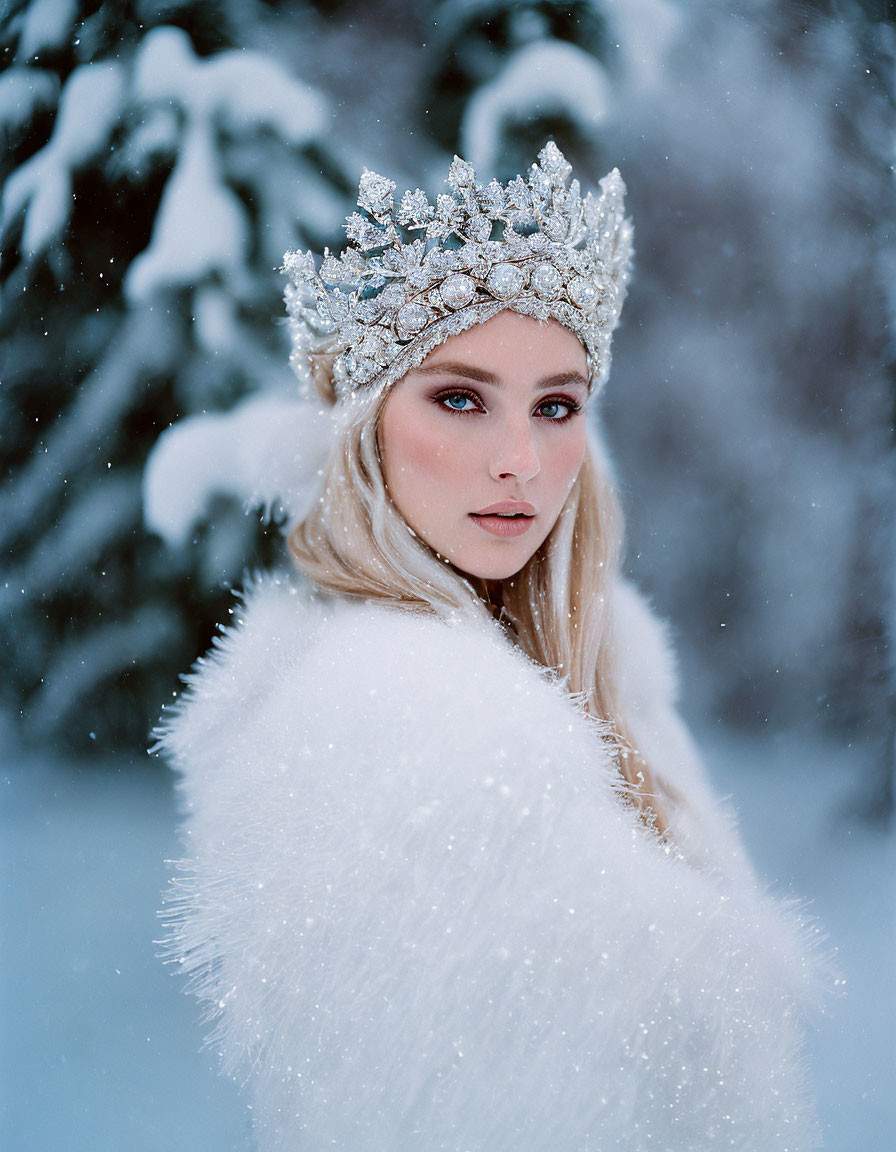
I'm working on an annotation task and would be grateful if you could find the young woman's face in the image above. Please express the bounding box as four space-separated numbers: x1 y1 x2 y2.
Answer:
380 310 589 581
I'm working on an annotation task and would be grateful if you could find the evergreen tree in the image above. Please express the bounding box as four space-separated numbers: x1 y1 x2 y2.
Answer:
425 0 613 175
0 0 349 752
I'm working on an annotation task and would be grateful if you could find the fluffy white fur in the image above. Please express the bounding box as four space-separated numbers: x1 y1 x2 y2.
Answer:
159 575 821 1151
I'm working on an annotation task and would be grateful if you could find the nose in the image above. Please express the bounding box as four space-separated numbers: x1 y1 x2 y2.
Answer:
489 415 540 483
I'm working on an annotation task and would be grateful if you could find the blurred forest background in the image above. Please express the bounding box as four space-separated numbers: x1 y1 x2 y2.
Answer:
1 0 894 823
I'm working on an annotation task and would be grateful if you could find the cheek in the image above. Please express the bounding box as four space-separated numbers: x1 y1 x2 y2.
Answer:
383 410 474 492
546 426 588 493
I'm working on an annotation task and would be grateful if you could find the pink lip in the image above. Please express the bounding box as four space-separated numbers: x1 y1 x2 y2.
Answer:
472 501 536 516
469 501 536 539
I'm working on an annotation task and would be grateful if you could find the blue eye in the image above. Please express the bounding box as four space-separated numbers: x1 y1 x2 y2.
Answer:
442 393 478 412
536 399 577 420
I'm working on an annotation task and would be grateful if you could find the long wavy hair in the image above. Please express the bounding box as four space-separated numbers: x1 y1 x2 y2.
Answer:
289 352 672 834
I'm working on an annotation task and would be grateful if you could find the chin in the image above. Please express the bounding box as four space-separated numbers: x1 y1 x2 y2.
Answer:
450 547 536 583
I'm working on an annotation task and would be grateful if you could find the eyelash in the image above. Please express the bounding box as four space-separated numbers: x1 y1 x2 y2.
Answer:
433 388 582 423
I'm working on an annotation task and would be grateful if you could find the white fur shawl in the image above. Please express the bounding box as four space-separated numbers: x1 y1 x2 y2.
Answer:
159 575 820 1151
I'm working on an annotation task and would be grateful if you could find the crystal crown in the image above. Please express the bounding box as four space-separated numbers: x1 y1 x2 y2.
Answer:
283 141 633 400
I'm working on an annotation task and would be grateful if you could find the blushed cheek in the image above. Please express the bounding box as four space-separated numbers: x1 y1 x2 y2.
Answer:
555 430 587 492
386 417 473 491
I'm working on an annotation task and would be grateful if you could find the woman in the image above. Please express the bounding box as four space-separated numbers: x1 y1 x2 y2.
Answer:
160 144 820 1150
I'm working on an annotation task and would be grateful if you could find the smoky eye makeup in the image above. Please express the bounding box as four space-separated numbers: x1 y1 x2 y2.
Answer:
430 385 485 413
534 395 583 421
429 382 585 420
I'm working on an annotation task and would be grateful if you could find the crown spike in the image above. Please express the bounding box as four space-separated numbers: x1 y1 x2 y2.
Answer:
283 142 633 400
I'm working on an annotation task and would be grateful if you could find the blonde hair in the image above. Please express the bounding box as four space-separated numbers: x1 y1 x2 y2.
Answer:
289 353 672 834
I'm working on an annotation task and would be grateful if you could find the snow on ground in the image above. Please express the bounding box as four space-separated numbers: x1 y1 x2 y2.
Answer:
1 750 248 1152
701 726 896 1151
2 727 893 1150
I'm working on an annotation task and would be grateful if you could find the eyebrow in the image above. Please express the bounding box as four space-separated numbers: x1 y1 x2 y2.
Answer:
408 362 589 391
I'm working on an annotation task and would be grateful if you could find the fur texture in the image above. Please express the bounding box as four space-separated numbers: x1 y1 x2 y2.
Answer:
159 575 820 1151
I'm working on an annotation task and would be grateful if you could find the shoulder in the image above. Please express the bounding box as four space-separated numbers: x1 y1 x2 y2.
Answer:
166 572 670 748
300 595 572 728
154 572 323 769
160 574 622 817
253 588 623 813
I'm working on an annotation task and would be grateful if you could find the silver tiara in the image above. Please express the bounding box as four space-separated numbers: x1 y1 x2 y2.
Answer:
283 141 633 401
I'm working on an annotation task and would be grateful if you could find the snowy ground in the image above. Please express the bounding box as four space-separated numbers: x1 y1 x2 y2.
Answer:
2 728 893 1151
702 728 895 1151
